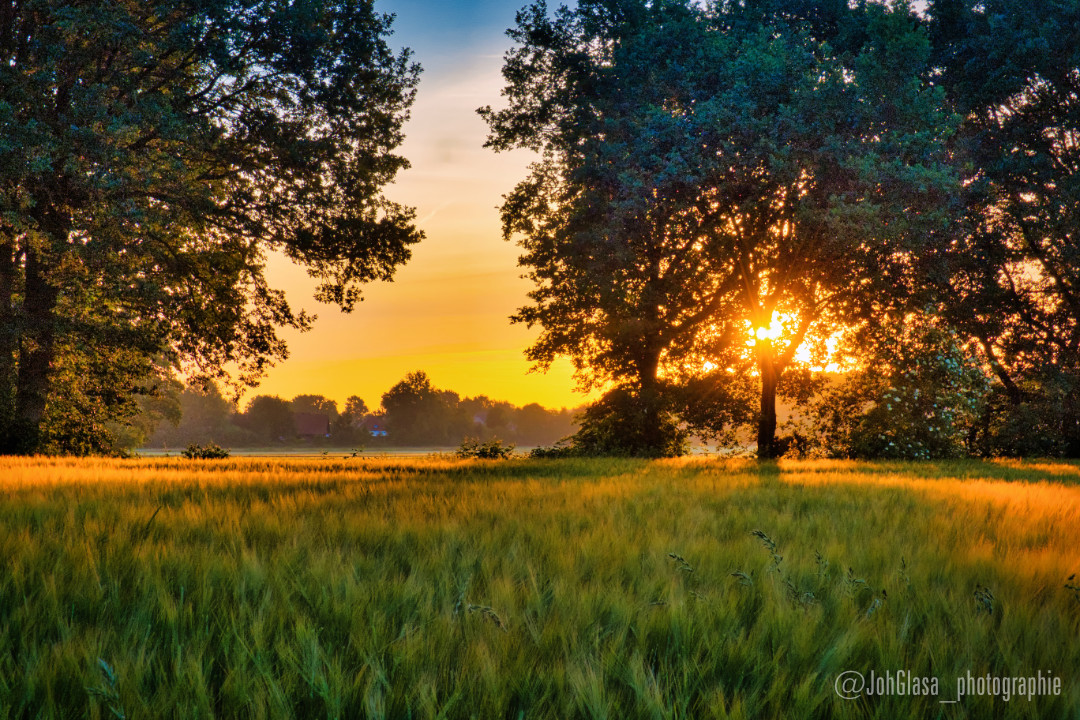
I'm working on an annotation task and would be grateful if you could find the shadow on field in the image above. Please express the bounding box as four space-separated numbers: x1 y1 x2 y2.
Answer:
781 458 1080 486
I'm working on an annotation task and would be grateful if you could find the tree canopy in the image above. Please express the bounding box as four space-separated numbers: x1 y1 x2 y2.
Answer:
0 0 422 453
927 0 1080 454
482 0 958 456
380 371 469 446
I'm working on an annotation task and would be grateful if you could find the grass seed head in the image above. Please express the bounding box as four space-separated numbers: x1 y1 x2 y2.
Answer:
667 552 694 573
467 604 507 631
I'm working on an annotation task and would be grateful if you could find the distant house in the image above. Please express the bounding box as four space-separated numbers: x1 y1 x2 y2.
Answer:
294 412 330 438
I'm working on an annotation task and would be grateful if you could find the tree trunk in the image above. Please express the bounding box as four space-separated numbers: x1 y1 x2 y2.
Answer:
0 236 15 412
757 355 779 459
12 216 63 453
636 348 666 455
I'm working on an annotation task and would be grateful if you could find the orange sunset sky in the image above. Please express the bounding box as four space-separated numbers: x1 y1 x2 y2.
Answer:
255 1 583 411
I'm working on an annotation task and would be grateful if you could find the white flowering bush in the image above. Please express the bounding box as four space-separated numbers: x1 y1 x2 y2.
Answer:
807 314 991 460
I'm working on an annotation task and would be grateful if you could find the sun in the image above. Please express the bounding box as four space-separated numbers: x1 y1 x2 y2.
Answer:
745 312 786 347
698 310 842 374
741 311 843 372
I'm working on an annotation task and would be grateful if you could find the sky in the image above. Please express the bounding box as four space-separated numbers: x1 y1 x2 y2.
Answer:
254 0 585 412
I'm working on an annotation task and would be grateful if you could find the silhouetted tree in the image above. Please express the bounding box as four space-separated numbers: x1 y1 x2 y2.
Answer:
0 0 421 453
238 395 295 445
927 0 1080 454
150 382 241 449
483 0 957 456
291 395 340 421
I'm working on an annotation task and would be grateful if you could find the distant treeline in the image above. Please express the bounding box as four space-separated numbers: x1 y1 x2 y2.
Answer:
144 371 578 449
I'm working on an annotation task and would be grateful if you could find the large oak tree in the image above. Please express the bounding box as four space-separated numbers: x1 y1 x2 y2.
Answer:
0 0 421 453
483 0 957 457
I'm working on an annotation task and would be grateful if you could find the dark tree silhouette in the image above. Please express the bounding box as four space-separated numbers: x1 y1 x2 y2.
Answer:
482 0 957 457
0 0 422 453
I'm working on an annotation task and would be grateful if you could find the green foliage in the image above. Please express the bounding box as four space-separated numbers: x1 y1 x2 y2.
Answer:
528 442 579 459
570 387 689 458
111 371 184 453
326 395 371 445
0 0 421 454
180 443 230 460
927 0 1080 454
456 437 515 459
36 340 178 456
977 371 1080 458
483 0 959 458
676 369 759 449
806 314 991 459
86 658 127 720
510 402 572 446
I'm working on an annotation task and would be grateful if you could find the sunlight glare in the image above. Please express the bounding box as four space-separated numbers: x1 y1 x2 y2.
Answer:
737 311 842 372
745 312 786 346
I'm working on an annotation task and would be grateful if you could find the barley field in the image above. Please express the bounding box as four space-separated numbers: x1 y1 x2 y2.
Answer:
0 456 1078 719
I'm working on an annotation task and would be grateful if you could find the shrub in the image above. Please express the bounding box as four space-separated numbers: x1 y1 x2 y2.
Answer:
181 442 230 459
568 386 689 458
806 314 990 460
456 437 515 459
529 442 579 459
